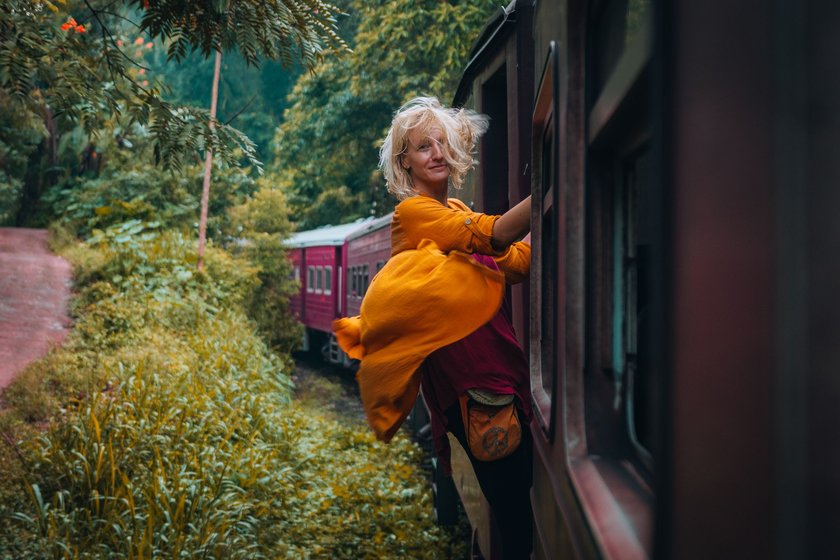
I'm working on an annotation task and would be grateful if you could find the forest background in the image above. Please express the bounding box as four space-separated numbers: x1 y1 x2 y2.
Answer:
0 0 499 557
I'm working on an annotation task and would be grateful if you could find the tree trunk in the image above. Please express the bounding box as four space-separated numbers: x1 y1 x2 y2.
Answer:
197 48 222 271
16 105 58 227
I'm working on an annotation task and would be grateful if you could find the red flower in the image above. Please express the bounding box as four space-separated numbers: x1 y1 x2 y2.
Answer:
61 17 85 33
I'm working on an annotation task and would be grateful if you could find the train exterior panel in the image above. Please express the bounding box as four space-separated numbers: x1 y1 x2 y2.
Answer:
345 214 393 318
465 0 840 558
299 245 339 334
285 219 379 356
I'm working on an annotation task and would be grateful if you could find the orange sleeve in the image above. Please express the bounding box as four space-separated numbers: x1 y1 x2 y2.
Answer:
393 196 500 255
333 316 364 360
493 241 531 284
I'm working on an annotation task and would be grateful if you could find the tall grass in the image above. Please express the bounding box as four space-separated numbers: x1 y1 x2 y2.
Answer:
0 222 465 559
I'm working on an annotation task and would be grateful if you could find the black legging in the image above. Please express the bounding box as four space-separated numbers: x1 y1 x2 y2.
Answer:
444 404 533 560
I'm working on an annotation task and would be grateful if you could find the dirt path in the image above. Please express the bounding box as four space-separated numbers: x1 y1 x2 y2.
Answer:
0 228 72 389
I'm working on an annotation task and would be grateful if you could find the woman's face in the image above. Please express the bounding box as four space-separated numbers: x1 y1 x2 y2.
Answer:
401 127 449 195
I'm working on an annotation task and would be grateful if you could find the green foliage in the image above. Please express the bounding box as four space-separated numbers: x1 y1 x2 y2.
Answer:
0 0 350 224
42 148 264 240
135 0 347 67
0 221 465 559
0 90 46 224
10 314 296 558
268 406 467 559
229 186 303 354
148 45 304 163
271 0 498 228
44 165 200 238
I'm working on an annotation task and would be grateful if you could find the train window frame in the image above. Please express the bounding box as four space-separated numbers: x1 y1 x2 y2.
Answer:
351 266 358 299
315 266 323 294
306 266 315 294
618 145 655 469
585 0 654 470
558 1 657 555
362 264 370 297
530 41 562 437
337 265 342 314
324 266 333 296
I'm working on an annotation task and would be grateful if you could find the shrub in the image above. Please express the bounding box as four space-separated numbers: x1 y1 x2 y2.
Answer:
229 187 302 355
0 221 465 559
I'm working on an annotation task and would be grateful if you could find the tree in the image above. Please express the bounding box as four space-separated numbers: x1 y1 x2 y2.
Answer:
132 0 349 268
270 0 498 228
0 0 348 234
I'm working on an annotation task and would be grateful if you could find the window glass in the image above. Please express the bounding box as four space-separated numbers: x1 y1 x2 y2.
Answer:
316 267 323 293
325 266 333 295
623 147 655 462
585 0 655 471
307 266 314 293
540 125 557 399
530 43 560 434
592 0 650 93
362 265 370 296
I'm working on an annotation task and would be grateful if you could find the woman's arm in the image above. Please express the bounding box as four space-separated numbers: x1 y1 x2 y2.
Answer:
491 195 531 252
393 194 532 255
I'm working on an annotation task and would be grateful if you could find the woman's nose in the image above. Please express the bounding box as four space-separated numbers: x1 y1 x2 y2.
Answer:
430 142 443 159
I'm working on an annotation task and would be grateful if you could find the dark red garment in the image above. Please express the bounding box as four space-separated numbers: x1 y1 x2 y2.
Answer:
420 254 532 474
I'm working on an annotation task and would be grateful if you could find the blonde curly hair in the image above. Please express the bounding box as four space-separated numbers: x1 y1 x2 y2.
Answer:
379 96 489 200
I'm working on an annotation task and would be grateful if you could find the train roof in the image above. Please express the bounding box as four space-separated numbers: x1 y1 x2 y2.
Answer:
346 212 393 242
453 0 518 107
284 217 378 248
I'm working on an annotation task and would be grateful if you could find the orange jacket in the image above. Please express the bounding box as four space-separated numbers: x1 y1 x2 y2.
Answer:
333 195 530 441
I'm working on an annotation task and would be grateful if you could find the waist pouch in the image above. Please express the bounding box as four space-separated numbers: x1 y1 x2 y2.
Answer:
458 390 521 461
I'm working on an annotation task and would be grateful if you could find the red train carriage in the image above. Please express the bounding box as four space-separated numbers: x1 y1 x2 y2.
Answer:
344 213 393 318
285 219 376 361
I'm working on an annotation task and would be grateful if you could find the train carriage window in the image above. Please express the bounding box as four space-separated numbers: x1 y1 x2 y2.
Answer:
307 266 315 293
623 149 655 462
316 266 323 294
480 66 509 215
530 43 562 435
585 0 656 470
361 265 370 297
337 265 342 314
324 266 333 296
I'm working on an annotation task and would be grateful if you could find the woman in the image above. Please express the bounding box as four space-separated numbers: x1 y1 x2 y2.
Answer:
334 96 532 558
